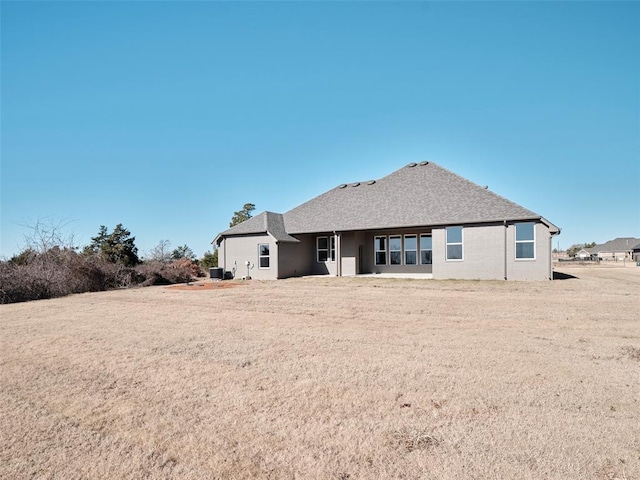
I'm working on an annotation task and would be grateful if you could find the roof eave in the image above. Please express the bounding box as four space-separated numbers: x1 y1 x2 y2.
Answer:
286 216 559 236
539 217 561 235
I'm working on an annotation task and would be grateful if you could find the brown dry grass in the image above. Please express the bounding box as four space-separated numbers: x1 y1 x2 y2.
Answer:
1 264 639 479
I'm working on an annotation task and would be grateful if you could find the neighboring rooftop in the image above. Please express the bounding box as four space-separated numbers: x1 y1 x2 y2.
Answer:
588 237 640 254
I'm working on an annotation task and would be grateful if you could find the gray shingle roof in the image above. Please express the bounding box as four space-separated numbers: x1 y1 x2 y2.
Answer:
216 211 299 243
215 162 560 243
282 162 557 234
588 237 640 254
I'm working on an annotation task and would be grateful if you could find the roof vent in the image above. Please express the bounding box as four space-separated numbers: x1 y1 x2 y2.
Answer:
419 161 429 166
367 180 376 185
483 185 489 189
351 182 360 187
408 162 417 167
338 184 347 189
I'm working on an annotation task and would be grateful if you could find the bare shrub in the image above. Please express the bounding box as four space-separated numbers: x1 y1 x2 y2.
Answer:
0 251 194 304
0 220 199 303
0 249 141 304
170 257 203 277
134 260 195 287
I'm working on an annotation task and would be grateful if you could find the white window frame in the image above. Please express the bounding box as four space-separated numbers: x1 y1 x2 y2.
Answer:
446 226 464 261
258 243 270 269
404 235 417 265
515 222 536 260
389 235 402 265
330 235 336 262
420 234 432 265
374 236 387 266
317 236 336 262
317 236 328 262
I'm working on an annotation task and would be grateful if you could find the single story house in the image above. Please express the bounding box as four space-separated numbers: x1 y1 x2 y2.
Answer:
588 237 640 261
574 248 592 260
213 162 561 281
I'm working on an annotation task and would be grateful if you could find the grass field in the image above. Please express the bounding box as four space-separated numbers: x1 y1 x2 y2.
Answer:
1 264 639 479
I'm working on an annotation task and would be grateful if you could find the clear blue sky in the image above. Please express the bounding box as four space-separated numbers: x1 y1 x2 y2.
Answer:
2 1 639 258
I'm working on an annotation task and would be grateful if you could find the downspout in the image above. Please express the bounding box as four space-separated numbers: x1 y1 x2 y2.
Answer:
334 231 341 277
223 238 227 273
549 234 553 280
503 220 508 280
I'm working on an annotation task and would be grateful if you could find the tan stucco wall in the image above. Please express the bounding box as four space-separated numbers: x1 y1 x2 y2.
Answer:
219 234 279 280
432 222 553 280
219 222 554 281
278 234 335 277
505 222 553 281
432 224 504 280
278 238 315 278
340 231 358 276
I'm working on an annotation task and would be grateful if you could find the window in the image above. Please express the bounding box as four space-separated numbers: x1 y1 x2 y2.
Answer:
404 235 417 265
374 236 387 265
317 236 336 262
317 237 328 262
389 236 402 265
420 235 432 265
330 236 336 261
446 226 463 260
258 244 270 268
515 222 535 259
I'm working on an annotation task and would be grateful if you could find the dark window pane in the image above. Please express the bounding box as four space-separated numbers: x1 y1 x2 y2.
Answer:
317 237 328 249
447 244 463 260
390 251 402 265
259 257 270 268
405 251 417 265
389 236 402 251
516 223 535 241
375 237 386 250
446 226 462 244
516 242 534 259
375 252 386 265
318 250 328 262
259 244 269 256
421 250 432 265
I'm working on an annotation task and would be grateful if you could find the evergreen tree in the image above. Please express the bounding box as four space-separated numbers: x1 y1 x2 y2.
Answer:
84 224 140 266
229 203 255 227
200 250 218 269
171 245 196 261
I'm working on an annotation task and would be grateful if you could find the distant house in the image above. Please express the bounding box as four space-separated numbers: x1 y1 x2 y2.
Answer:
214 162 561 281
588 237 640 261
574 248 592 260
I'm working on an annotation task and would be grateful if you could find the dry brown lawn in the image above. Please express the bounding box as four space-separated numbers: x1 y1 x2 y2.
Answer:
1 264 639 479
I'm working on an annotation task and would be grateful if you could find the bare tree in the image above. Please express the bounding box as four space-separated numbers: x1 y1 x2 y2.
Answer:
20 217 77 254
146 239 172 264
